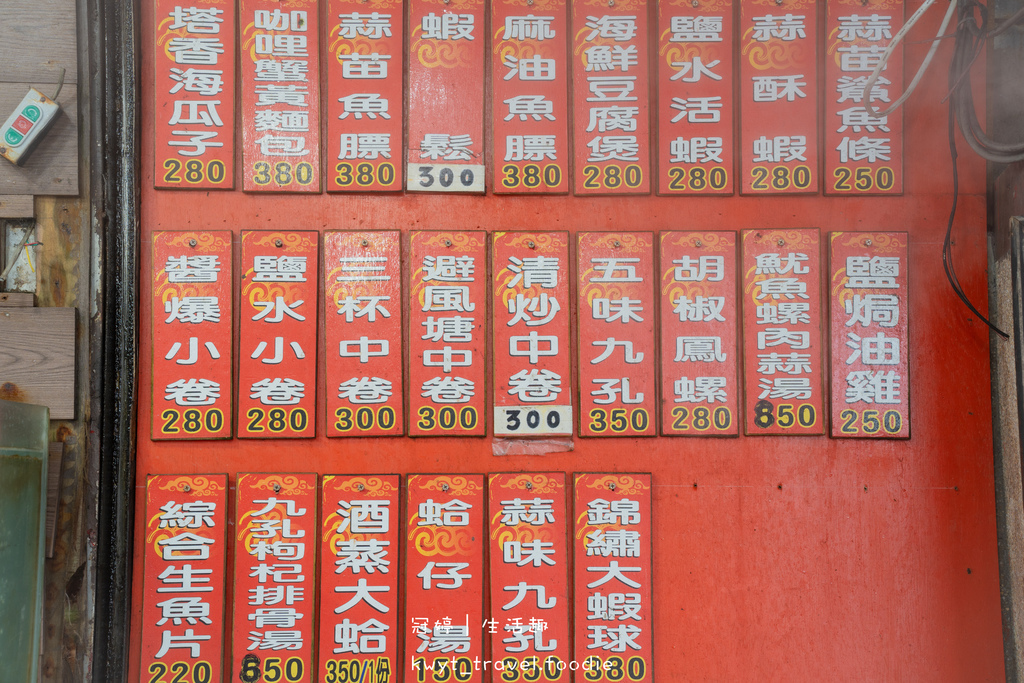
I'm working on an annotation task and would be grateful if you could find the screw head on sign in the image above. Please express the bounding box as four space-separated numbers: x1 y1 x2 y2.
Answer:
775 0 783 5
444 239 452 247
694 239 703 247
527 241 536 249
608 0 614 6
273 483 281 493
608 482 617 491
865 239 873 246
692 0 699 6
528 0 534 5
525 481 533 490
361 239 369 247
188 239 197 247
275 239 283 247
358 483 365 491
777 238 785 247
613 240 621 248
441 483 450 492
182 484 191 492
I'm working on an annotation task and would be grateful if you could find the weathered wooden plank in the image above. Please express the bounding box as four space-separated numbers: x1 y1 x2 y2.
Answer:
0 292 34 307
0 307 75 419
0 86 78 196
0 196 33 218
0 1 78 85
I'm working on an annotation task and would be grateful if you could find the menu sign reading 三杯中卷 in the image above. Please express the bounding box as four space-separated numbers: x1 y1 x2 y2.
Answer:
409 232 487 436
140 475 228 682
240 0 321 192
739 0 818 194
577 233 656 437
741 228 823 435
660 231 738 435
657 0 734 195
493 232 573 437
830 232 910 437
325 231 405 436
238 231 318 438
155 0 235 189
492 0 570 194
152 231 232 440
327 0 404 191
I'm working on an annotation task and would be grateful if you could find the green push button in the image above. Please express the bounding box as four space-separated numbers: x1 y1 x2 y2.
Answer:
22 105 41 122
4 128 24 146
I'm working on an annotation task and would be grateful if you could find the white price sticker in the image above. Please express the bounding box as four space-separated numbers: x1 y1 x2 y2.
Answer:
495 405 572 436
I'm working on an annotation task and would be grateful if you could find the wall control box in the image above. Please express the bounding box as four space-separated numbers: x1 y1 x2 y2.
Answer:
0 88 61 166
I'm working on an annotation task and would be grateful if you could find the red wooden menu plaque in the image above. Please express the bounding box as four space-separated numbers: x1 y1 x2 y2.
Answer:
140 475 228 683
740 228 824 435
239 0 321 192
577 232 657 437
154 0 236 189
573 473 653 682
152 231 232 440
317 475 401 683
406 474 485 682
238 231 318 438
656 0 734 195
739 0 818 194
824 0 904 195
327 0 404 192
572 0 651 195
406 0 486 193
408 232 487 436
492 0 570 194
829 232 910 437
488 473 571 680
325 231 405 437
231 473 318 682
493 232 573 437
659 231 739 436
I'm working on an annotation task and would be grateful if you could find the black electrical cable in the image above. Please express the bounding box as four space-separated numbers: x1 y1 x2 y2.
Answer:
943 0 1009 338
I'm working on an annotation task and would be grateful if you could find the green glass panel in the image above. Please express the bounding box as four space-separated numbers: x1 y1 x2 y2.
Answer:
0 399 48 683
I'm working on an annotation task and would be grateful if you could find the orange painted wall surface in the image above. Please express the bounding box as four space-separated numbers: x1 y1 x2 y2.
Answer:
131 0 1006 679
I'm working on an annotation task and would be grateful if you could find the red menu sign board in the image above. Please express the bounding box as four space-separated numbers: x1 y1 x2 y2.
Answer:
238 231 318 438
741 228 823 435
572 0 651 195
830 232 909 437
493 232 573 437
327 0 404 192
406 475 485 682
406 0 486 193
152 231 232 440
492 0 570 194
577 233 656 437
232 473 318 682
408 232 487 436
317 475 401 683
154 0 235 189
240 0 321 192
824 0 904 195
573 473 653 682
140 475 228 683
656 0 734 195
488 473 571 680
739 0 818 194
659 231 738 436
324 231 404 437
